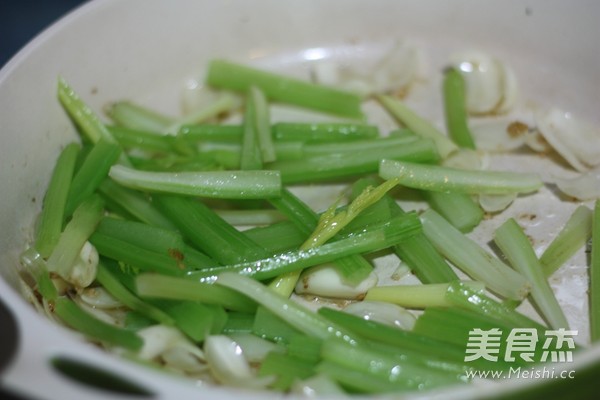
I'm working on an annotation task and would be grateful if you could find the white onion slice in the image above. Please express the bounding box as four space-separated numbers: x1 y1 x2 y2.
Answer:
450 51 518 115
65 241 99 289
343 300 416 330
553 166 600 200
295 264 378 299
162 347 208 374
535 108 600 172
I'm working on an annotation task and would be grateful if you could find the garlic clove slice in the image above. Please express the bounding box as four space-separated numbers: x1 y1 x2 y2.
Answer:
343 300 416 330
535 108 600 172
295 263 378 299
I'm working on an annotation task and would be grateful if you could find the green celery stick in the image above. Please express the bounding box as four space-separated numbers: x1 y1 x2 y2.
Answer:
423 191 483 233
135 273 257 313
109 165 281 199
494 218 569 329
96 261 174 326
152 194 269 265
178 124 243 142
270 138 438 184
364 281 485 308
46 195 104 280
65 139 121 216
443 68 476 149
541 205 593 276
105 100 174 132
186 214 421 283
206 59 363 118
272 122 379 142
258 351 317 391
250 86 276 163
379 159 543 195
54 298 143 351
35 143 80 257
98 180 176 230
377 94 458 158
420 209 530 300
107 125 175 153
240 88 263 170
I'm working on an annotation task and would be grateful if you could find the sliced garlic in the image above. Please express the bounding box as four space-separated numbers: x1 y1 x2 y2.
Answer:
311 40 422 97
295 263 378 299
343 300 416 330
204 335 273 389
535 108 600 172
469 119 528 152
65 241 99 289
79 286 122 309
450 51 518 115
553 165 600 200
479 193 518 213
227 332 282 363
137 325 204 361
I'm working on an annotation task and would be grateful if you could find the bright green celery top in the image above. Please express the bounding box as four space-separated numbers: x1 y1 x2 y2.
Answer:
267 179 402 296
351 177 459 284
206 59 363 118
35 143 80 257
442 68 476 149
379 159 543 195
494 218 569 330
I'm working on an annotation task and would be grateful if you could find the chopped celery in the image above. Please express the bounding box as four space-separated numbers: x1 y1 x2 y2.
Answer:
250 86 276 163
443 68 476 149
35 143 80 257
206 59 363 118
494 218 569 329
105 100 174 132
186 214 421 283
379 159 543 195
377 94 458 158
541 205 593 277
96 261 174 326
423 191 483 233
421 209 530 300
258 351 317 391
152 194 269 265
272 122 379 142
54 298 143 351
109 165 282 199
365 281 485 308
216 273 355 342
65 139 121 216
240 88 263 170
46 195 104 281
270 138 438 184
58 78 117 144
134 273 257 313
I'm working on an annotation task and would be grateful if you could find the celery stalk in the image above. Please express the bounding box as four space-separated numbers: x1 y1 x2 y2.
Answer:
443 68 476 149
109 165 281 199
379 159 543 195
206 59 363 118
541 205 593 277
494 218 569 329
590 201 600 342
